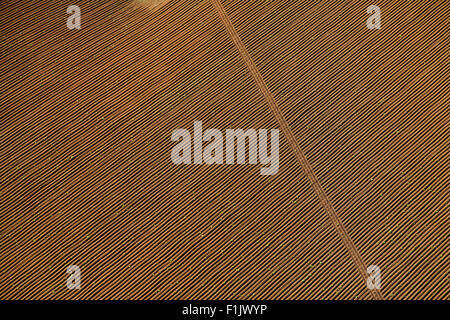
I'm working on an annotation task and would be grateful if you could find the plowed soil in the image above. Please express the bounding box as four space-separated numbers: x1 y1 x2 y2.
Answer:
0 0 448 299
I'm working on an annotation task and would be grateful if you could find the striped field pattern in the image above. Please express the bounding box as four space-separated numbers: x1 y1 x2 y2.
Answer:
0 0 448 299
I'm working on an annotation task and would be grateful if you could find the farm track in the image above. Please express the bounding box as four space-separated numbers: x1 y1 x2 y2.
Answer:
211 0 383 300
0 0 448 299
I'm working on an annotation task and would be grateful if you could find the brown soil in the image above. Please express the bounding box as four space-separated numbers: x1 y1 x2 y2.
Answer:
0 0 448 299
132 0 169 10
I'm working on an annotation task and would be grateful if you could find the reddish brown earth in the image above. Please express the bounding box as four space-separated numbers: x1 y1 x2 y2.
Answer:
0 0 448 299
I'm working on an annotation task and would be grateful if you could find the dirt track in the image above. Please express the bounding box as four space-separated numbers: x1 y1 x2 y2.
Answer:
0 0 448 299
